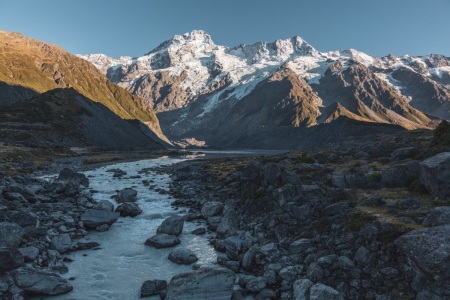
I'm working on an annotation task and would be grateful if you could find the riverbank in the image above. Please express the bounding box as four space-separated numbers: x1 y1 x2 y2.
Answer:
164 129 450 299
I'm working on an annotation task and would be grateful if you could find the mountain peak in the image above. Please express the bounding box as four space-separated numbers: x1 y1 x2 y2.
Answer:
147 30 215 56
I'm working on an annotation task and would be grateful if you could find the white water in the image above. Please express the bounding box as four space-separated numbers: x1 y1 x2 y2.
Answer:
46 157 217 300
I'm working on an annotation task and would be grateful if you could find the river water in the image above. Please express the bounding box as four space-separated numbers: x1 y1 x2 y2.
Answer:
46 157 216 300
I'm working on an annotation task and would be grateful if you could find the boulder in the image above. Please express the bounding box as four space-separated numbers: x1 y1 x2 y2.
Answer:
115 202 142 217
307 263 323 282
57 168 89 187
201 201 224 219
166 267 235 300
141 279 167 297
80 209 120 229
168 248 198 265
272 184 295 207
157 215 184 236
18 246 39 262
217 204 238 238
242 246 258 270
293 279 313 300
9 267 73 295
0 248 24 271
391 147 419 161
420 152 450 199
223 236 242 260
145 234 180 249
207 216 222 231
422 206 450 226
191 228 206 235
94 200 114 211
0 222 24 248
50 234 72 254
115 188 138 203
395 225 450 291
309 283 343 300
4 185 36 203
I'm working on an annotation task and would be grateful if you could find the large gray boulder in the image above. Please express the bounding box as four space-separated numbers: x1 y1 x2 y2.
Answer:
157 215 184 236
145 234 180 249
9 267 73 295
115 188 138 203
420 152 450 199
309 283 343 300
0 222 24 248
80 209 120 229
141 279 167 297
223 236 242 260
395 225 450 291
168 248 198 265
50 234 72 254
94 200 114 211
165 267 235 300
57 168 89 187
0 248 24 271
423 206 450 226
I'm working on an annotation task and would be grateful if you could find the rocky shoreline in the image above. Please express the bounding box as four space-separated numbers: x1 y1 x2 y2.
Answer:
163 131 450 299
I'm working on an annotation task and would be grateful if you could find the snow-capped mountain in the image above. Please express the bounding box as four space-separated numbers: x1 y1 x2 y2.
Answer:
79 30 450 148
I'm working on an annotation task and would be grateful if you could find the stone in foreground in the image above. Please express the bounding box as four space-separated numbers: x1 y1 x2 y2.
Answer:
145 234 180 249
80 209 120 229
395 225 450 292
50 234 72 254
157 215 185 236
168 248 198 265
420 152 450 199
9 267 73 296
165 267 235 300
141 279 167 297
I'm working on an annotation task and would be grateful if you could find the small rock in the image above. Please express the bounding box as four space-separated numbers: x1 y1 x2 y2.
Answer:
50 234 72 254
168 248 198 265
420 152 450 199
57 168 89 187
223 236 242 260
141 279 167 297
290 239 313 253
115 188 137 203
246 277 266 293
115 202 142 217
0 248 24 271
293 279 313 300
423 206 450 226
0 222 24 248
307 263 323 282
145 234 180 249
94 200 114 212
18 246 39 262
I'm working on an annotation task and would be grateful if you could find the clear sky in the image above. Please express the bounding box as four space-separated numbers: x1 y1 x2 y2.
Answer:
0 0 449 58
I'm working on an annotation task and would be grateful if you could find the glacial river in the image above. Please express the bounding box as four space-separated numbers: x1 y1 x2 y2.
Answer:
47 157 216 300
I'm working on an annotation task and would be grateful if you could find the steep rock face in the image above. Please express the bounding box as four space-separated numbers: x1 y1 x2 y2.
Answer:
391 67 450 119
0 30 168 144
316 61 434 130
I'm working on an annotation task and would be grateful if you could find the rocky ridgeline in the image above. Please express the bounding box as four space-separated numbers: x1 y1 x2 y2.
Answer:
0 167 144 299
167 146 450 299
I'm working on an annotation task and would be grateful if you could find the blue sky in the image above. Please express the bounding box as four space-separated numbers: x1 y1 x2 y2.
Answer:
0 0 449 58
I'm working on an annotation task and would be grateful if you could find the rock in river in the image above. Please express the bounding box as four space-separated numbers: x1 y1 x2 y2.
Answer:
145 234 181 249
115 202 142 217
80 209 120 229
168 248 198 265
165 267 235 300
157 215 184 236
115 188 138 203
57 168 89 187
50 234 72 254
141 279 167 297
